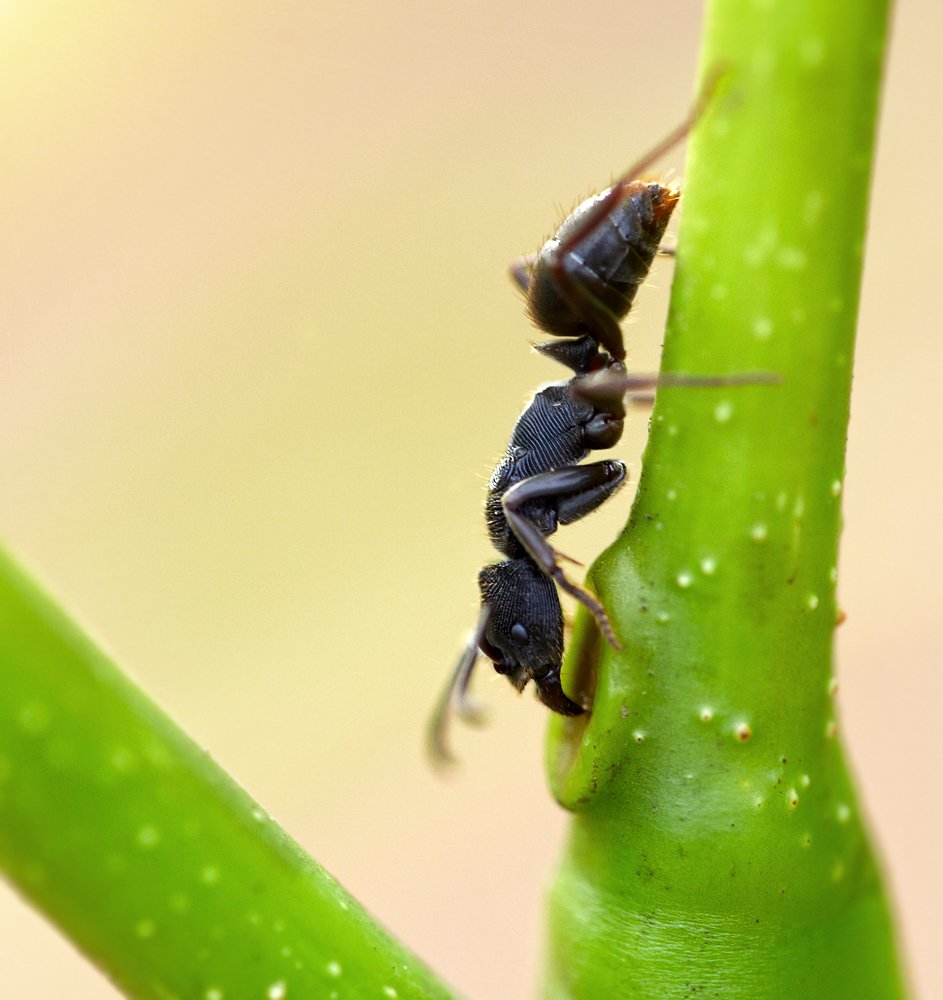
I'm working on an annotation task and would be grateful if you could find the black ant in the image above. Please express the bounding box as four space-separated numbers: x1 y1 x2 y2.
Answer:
428 87 756 763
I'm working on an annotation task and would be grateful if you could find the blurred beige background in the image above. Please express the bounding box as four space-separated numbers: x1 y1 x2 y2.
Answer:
1 2 940 997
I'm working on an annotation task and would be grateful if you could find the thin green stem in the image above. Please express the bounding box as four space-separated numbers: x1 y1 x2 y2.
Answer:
0 548 454 1000
542 0 905 996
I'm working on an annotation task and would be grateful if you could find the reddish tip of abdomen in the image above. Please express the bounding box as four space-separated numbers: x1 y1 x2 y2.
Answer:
650 184 681 226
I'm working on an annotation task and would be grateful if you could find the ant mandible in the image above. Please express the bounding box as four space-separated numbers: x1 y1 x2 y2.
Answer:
428 100 712 763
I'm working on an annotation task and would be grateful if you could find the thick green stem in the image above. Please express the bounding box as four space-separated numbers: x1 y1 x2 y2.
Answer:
543 0 905 997
0 549 454 999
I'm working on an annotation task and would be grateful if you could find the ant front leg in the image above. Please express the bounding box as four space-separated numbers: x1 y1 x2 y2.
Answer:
426 605 491 765
501 461 626 648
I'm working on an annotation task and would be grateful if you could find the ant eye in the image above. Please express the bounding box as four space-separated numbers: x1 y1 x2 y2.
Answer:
511 623 529 644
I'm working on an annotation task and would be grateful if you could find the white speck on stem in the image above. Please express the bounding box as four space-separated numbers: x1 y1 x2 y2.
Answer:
326 961 343 978
201 865 220 885
710 116 731 139
777 246 807 270
752 47 775 74
752 316 773 340
110 747 136 773
18 701 51 735
743 223 778 267
137 825 161 849
135 918 156 939
676 570 694 589
800 37 826 67
749 523 768 543
714 400 734 423
700 556 717 575
169 891 190 913
802 191 825 228
267 982 287 1000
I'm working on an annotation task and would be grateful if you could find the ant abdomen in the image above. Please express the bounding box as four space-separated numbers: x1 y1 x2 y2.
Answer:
526 181 679 341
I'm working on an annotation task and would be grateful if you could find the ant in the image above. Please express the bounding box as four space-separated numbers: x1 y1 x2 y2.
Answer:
428 87 748 763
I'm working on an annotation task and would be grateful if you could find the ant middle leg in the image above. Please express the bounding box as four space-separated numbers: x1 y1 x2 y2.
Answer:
574 368 782 411
501 462 627 648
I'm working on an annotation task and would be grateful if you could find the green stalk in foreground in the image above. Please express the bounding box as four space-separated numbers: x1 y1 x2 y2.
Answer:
0 548 454 999
544 0 906 998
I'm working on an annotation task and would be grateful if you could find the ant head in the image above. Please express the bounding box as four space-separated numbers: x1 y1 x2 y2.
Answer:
478 561 583 716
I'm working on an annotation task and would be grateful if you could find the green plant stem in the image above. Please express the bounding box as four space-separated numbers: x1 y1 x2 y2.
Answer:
0 548 454 1000
543 0 905 997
